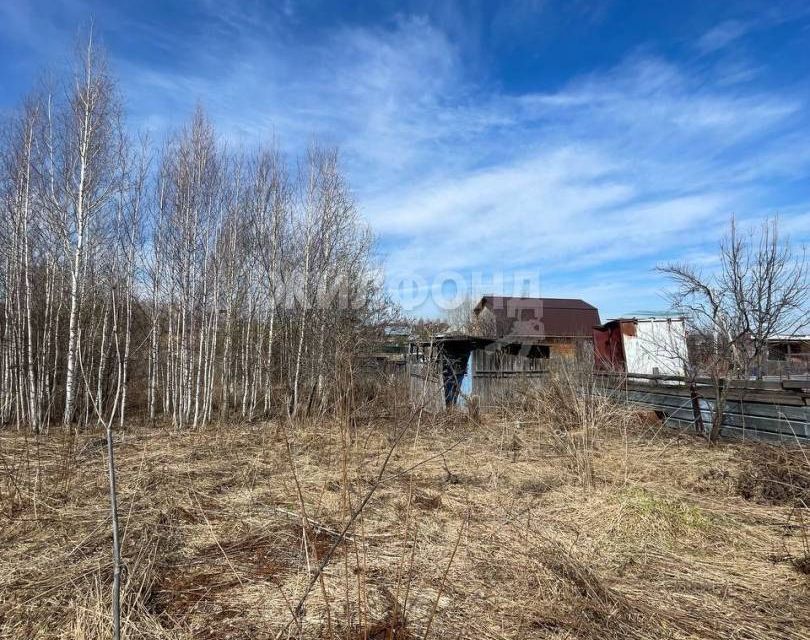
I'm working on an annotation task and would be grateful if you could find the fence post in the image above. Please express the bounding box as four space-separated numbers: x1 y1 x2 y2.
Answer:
689 380 704 435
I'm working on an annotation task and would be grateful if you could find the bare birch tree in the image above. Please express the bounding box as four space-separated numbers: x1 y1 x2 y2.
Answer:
41 35 125 426
0 42 388 431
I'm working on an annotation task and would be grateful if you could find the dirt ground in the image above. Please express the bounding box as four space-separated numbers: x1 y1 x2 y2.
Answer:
1 408 809 639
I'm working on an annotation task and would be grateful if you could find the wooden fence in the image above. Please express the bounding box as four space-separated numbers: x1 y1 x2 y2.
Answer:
410 366 809 443
596 373 810 443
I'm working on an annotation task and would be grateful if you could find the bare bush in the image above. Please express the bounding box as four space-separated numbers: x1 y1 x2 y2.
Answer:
502 361 638 488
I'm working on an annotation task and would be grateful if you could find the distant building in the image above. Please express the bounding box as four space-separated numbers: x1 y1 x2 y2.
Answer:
593 317 688 376
409 296 600 409
765 335 810 378
473 295 600 354
359 322 410 374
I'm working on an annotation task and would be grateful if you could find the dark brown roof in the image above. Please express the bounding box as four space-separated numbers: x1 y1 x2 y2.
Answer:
473 296 600 339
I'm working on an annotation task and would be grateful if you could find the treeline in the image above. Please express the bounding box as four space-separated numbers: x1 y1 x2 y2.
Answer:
0 39 387 432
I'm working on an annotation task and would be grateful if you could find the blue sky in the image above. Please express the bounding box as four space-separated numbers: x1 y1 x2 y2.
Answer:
2 0 809 320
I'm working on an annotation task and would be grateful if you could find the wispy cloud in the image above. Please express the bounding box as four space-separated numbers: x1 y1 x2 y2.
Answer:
2 1 808 319
696 20 750 54
96 10 810 317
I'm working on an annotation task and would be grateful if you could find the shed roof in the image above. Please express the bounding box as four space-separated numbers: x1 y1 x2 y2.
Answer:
598 316 686 328
473 296 600 339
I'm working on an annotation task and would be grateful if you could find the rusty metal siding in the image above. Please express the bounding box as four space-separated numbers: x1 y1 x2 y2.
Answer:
474 296 600 339
593 322 626 371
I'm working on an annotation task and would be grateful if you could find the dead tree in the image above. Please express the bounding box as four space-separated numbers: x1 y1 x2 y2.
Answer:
659 216 807 442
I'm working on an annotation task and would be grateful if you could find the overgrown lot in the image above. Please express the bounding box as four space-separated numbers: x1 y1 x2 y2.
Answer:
1 401 809 639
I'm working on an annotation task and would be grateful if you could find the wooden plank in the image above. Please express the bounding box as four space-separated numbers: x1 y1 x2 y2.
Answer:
618 387 810 441
598 370 792 392
620 382 806 407
474 370 547 377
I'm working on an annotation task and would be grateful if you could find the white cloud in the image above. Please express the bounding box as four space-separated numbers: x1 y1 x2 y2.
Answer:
114 12 807 318
696 20 750 54
4 3 807 319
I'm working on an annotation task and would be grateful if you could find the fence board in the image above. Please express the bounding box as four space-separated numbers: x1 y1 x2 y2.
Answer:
408 357 810 442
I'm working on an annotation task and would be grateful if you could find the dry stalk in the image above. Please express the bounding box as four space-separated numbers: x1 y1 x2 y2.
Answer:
422 512 467 639
274 411 416 639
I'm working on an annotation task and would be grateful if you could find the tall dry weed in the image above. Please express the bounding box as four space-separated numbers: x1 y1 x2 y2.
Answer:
507 361 637 488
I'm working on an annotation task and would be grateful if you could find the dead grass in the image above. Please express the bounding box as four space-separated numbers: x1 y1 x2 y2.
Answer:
1 406 809 639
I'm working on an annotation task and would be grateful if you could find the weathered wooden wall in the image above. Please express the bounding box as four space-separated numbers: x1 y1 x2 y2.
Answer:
472 371 546 407
407 362 446 412
470 349 547 407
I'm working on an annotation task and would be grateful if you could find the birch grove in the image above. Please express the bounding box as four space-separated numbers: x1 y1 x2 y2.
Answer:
0 41 387 432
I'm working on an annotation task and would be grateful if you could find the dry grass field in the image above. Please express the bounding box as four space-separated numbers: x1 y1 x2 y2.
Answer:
1 389 809 639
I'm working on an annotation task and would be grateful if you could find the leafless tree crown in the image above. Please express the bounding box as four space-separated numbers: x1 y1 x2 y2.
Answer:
0 39 390 431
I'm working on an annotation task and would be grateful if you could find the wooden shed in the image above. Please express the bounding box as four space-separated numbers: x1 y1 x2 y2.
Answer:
409 296 601 409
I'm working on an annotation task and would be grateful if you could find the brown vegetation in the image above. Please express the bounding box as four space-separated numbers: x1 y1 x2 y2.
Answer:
2 393 808 639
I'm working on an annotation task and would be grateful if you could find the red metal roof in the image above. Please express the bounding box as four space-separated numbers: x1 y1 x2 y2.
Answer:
473 296 600 339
